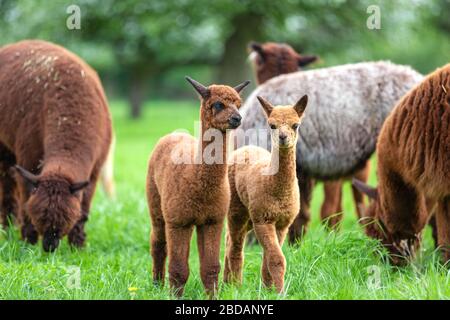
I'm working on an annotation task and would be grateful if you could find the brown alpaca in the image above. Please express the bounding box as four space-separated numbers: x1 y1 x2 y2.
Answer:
353 63 450 265
0 40 112 252
146 77 250 297
249 41 371 232
224 95 307 292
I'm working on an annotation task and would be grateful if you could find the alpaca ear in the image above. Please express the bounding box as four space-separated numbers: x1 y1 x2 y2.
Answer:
70 181 89 195
257 96 273 117
234 80 251 94
248 41 265 61
11 165 39 193
294 95 308 116
352 178 378 200
185 76 210 99
298 55 318 67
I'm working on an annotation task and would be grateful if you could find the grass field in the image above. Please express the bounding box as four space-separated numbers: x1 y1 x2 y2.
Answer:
0 100 449 300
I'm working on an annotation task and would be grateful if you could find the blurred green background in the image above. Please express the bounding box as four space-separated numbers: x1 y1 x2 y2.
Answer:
1 0 449 118
1 0 450 300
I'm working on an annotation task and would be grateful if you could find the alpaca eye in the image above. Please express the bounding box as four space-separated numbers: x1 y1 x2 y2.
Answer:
212 101 224 112
292 123 299 130
269 124 276 130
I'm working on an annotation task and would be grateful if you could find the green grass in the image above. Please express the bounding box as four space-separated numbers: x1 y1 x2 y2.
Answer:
0 100 449 300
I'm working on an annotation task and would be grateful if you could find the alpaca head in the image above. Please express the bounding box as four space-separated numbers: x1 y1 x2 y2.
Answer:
185 76 250 132
352 178 419 266
257 95 308 150
249 42 318 84
12 165 88 252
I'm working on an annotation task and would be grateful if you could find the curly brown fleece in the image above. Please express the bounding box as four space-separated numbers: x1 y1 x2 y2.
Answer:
353 63 450 265
146 77 249 297
224 95 307 292
0 40 112 252
249 41 371 233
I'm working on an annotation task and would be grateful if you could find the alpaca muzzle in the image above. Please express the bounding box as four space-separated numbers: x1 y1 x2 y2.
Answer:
43 229 61 252
228 114 242 129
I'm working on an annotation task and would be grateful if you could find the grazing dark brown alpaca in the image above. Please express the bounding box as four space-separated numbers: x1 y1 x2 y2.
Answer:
353 63 450 265
146 77 250 297
0 40 112 252
248 41 371 235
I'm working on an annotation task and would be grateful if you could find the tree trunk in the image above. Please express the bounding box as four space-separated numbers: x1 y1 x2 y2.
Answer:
128 72 148 119
217 11 265 89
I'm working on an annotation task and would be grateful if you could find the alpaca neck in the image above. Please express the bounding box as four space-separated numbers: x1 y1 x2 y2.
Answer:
41 157 89 183
195 122 228 186
268 144 297 187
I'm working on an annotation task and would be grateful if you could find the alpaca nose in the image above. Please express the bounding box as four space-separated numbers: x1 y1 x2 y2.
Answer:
43 229 60 252
279 133 288 145
229 114 242 128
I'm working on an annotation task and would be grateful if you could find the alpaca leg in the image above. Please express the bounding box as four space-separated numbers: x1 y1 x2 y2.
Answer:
429 214 438 248
100 134 116 199
261 253 273 287
0 167 17 228
68 168 100 248
425 198 438 248
224 221 248 284
261 227 289 289
352 161 371 219
289 171 314 244
0 144 17 228
254 224 286 293
167 224 193 297
197 222 224 297
147 181 166 284
321 180 343 229
435 197 450 263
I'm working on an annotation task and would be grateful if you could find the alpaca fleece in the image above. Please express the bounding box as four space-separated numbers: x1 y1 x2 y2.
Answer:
248 41 372 232
355 63 450 265
0 40 112 251
224 96 306 292
146 79 248 297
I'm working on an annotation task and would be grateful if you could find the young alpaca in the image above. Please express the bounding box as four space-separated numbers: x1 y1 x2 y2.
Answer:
224 95 307 293
146 77 250 297
353 63 450 265
249 41 371 230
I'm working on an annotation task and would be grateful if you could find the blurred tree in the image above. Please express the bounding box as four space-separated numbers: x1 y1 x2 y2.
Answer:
0 0 448 118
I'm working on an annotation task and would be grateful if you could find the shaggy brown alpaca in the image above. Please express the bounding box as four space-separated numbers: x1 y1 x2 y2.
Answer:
249 41 371 233
224 95 307 292
353 63 450 265
0 40 112 251
146 77 250 297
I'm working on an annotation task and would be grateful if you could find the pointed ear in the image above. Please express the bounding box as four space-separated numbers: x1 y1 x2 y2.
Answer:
256 96 273 118
70 181 89 195
248 42 265 61
234 80 250 94
298 55 318 67
185 76 210 99
294 95 308 116
352 178 378 200
12 165 39 192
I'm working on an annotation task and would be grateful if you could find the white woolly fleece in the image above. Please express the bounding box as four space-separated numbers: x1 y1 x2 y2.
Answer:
239 61 423 178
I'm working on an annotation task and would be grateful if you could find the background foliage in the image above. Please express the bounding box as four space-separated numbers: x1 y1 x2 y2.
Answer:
1 0 449 117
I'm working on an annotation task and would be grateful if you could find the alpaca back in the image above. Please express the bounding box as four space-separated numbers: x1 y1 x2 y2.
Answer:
0 40 111 178
378 63 450 198
240 61 423 179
